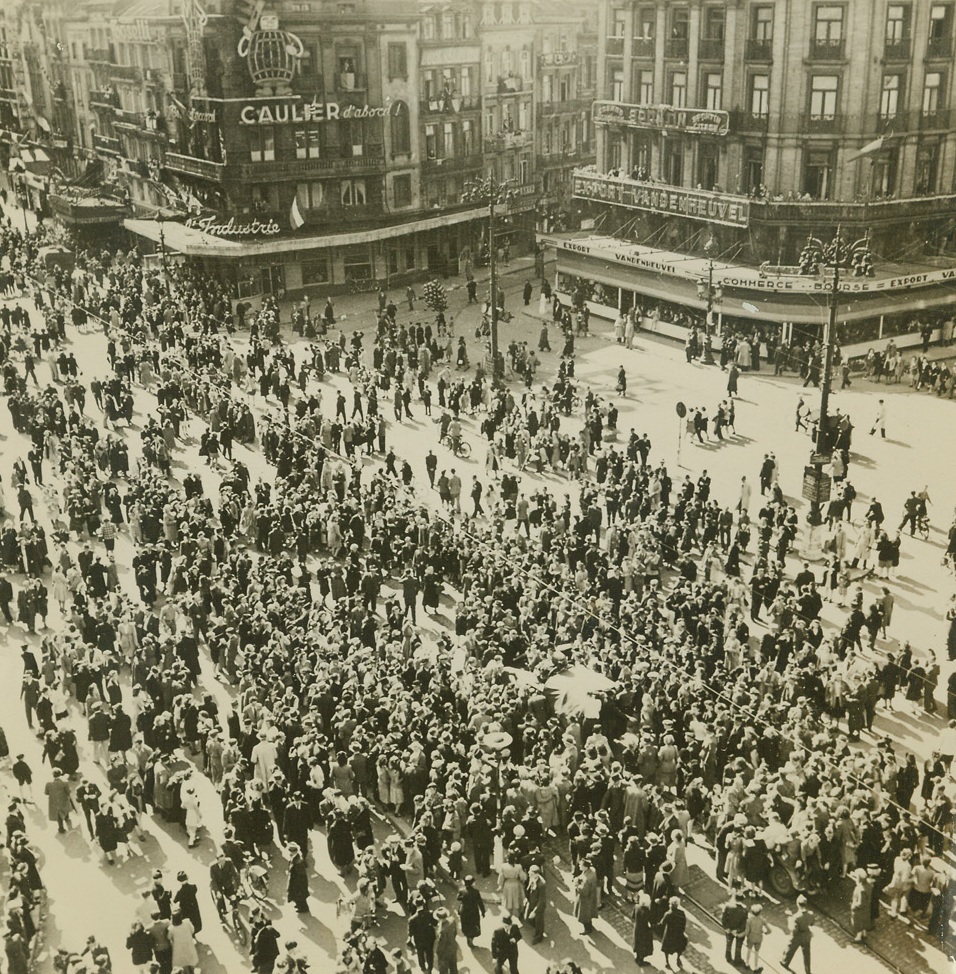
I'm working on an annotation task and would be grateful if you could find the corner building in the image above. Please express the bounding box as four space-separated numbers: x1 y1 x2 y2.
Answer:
562 0 956 355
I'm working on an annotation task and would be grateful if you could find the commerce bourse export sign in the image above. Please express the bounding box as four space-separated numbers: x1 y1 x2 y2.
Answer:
573 174 749 228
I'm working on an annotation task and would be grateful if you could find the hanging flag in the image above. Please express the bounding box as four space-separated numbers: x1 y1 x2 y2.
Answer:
846 137 885 162
290 195 305 230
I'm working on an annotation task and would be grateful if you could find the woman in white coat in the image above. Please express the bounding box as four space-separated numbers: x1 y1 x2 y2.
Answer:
168 911 199 972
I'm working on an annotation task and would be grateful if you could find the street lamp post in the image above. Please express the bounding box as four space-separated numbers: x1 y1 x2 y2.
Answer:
158 223 170 295
799 226 872 540
462 174 518 383
696 235 720 365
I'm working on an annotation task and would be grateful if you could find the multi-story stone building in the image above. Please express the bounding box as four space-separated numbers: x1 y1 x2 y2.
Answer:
1 0 598 298
535 2 598 233
562 0 956 355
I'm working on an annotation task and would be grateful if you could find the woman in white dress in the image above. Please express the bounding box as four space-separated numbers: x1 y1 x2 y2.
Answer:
497 852 526 916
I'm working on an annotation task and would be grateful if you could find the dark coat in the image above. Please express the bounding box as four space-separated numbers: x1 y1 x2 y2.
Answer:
457 884 485 939
660 905 688 956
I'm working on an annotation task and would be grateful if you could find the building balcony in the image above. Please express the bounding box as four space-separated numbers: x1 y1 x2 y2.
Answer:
234 151 386 182
808 38 845 60
113 110 146 130
745 38 773 61
538 98 593 116
89 89 118 112
698 37 725 60
800 113 843 134
164 151 225 182
92 133 120 155
421 93 480 115
87 47 113 64
926 35 952 58
875 110 910 132
485 130 533 150
749 192 956 227
537 148 595 169
109 63 143 83
422 153 483 173
539 51 579 67
605 36 625 56
882 37 911 60
496 75 525 94
919 108 952 130
665 38 689 59
631 37 655 58
730 110 770 133
0 86 16 103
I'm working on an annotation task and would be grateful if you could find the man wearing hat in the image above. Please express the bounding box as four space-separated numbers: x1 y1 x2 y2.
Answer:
491 915 521 974
434 907 459 974
781 895 814 974
721 889 748 966
525 863 547 944
407 902 437 974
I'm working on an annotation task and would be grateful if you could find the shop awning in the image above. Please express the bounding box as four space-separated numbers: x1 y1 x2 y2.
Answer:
124 205 490 259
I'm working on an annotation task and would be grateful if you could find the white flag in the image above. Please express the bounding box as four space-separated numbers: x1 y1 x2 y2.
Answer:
290 195 305 230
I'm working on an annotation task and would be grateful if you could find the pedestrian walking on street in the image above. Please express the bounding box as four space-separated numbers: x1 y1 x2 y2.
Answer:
44 768 74 833
12 755 33 803
869 399 886 437
490 915 521 974
780 895 813 974
660 896 688 971
522 280 533 306
456 876 485 948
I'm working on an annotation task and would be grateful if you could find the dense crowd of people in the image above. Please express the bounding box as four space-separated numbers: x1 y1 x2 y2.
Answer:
0 206 952 974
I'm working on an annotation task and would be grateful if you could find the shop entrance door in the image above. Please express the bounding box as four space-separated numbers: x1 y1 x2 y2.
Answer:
261 264 285 295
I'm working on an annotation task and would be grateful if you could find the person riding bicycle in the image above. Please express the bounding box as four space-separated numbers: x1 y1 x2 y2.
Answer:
210 850 243 918
447 417 462 455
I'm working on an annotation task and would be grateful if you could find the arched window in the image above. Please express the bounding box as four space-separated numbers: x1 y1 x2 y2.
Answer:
390 101 411 155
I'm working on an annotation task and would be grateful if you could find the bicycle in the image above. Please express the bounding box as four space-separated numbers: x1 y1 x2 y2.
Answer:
214 891 248 946
440 433 471 459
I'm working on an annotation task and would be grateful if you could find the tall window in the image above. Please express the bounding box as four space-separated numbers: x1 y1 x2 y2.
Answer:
387 43 407 79
612 9 627 36
697 143 719 188
637 69 654 104
393 173 412 207
443 121 455 156
880 75 901 117
803 148 833 199
460 66 474 96
423 69 437 101
666 142 684 184
340 179 367 206
871 147 899 195
249 127 275 162
390 102 410 154
929 4 952 42
750 74 770 115
610 68 624 101
923 72 942 113
704 8 725 39
295 181 325 210
752 5 773 40
705 72 722 110
916 141 939 193
671 71 687 107
636 7 655 39
671 8 690 39
462 119 475 155
425 123 440 159
885 4 909 41
809 75 839 117
743 145 764 193
294 128 320 159
814 5 844 45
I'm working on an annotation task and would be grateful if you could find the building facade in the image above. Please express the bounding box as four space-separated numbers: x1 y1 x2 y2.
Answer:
0 0 597 298
562 0 956 354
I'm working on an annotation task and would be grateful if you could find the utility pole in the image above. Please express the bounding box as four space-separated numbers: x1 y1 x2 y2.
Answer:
158 222 170 295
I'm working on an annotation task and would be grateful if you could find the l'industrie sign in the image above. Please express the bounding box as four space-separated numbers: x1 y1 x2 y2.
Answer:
573 173 750 228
